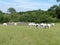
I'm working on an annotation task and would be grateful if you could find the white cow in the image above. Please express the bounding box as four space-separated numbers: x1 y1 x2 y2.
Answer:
51 23 55 26
28 23 40 27
28 23 35 26
40 23 47 28
34 24 40 28
3 23 7 26
14 23 17 26
47 24 51 29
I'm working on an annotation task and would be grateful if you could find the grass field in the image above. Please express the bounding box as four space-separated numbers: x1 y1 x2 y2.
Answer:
0 23 60 45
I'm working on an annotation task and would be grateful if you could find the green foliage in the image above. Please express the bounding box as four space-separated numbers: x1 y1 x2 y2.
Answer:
55 6 60 19
3 15 10 22
48 5 60 20
0 5 60 23
0 11 4 23
8 8 16 14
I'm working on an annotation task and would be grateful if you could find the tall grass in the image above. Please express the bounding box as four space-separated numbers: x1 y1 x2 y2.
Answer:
0 23 60 45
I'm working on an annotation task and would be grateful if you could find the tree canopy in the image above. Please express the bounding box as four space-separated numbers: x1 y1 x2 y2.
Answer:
7 8 16 14
0 5 60 23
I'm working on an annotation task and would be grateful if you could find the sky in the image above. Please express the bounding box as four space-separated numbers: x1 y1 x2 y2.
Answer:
0 0 58 13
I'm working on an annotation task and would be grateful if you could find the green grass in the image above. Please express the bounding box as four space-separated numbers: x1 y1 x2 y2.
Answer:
0 23 60 45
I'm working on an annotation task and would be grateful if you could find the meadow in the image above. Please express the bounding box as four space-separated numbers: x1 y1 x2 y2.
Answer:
0 23 60 45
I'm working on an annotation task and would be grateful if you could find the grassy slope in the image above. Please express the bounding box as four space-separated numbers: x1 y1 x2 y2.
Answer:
0 23 60 45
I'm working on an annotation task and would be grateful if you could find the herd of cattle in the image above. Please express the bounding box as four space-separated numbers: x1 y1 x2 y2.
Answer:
2 22 55 29
28 23 55 29
2 22 17 26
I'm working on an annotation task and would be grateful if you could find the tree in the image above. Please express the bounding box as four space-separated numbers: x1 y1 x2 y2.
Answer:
10 13 20 22
56 6 60 19
3 15 10 22
56 0 60 2
0 11 4 23
48 5 58 17
7 8 16 14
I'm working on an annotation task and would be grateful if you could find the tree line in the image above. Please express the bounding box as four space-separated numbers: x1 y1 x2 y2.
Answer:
0 5 60 23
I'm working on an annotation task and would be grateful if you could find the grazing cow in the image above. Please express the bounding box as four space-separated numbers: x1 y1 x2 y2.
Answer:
47 24 51 29
51 23 55 26
28 23 40 28
14 23 17 26
28 23 35 26
40 23 47 28
3 23 7 26
34 24 40 28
